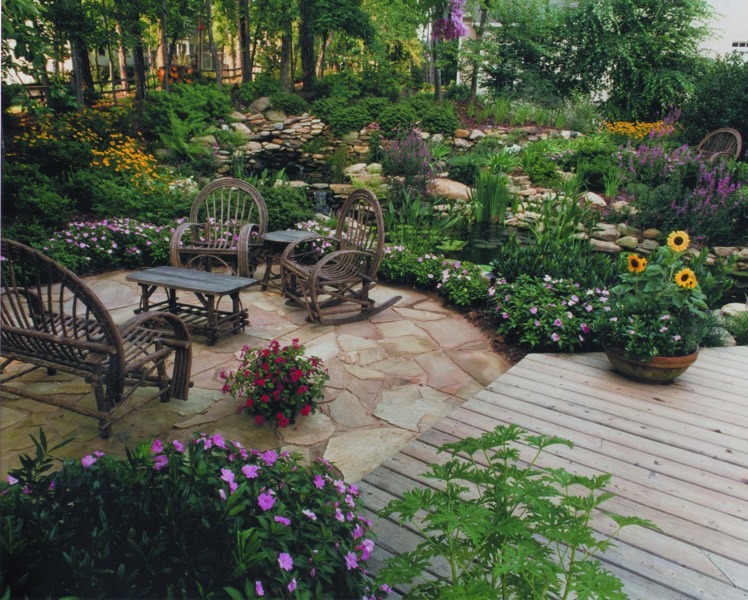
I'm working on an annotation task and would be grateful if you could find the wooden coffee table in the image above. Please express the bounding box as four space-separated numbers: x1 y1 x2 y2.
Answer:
261 230 315 291
126 266 258 345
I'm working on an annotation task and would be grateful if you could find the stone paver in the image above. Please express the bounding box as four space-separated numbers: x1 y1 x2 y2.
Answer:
0 270 513 481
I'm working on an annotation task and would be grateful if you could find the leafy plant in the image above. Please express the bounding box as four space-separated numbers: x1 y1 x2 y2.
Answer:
157 110 212 163
491 274 608 352
377 103 418 134
221 339 329 428
602 166 625 198
384 192 462 256
375 424 656 599
486 148 521 175
593 231 711 362
725 311 748 345
269 91 307 116
0 430 379 599
381 128 434 193
469 171 516 224
446 154 482 186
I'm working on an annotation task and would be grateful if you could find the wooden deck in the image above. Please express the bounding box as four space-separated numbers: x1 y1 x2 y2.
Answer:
359 347 748 599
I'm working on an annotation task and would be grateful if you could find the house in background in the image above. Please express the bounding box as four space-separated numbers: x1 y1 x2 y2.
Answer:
701 0 748 57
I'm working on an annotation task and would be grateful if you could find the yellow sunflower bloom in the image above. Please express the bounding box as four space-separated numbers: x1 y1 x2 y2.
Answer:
627 254 648 273
667 231 690 252
675 268 697 289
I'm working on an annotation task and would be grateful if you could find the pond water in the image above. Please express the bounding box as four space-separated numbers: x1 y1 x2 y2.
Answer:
446 222 530 266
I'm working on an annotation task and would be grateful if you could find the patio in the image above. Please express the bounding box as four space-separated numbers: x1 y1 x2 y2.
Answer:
0 269 512 481
360 347 748 599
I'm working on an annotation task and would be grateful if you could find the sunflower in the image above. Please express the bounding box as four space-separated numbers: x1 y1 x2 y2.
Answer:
667 231 690 252
627 254 648 273
675 267 698 289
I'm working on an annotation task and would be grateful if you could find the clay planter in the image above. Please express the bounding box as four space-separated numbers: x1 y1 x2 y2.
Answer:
604 346 699 384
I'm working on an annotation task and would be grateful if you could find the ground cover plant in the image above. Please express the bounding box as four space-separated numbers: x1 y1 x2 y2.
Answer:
0 430 383 599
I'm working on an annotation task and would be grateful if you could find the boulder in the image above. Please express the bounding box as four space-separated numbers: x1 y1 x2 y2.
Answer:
367 163 383 174
431 133 445 143
344 163 368 176
590 239 623 253
265 109 287 122
617 223 639 237
454 129 470 138
581 191 607 207
229 111 248 122
248 97 271 113
453 138 471 149
642 228 660 240
469 129 486 140
190 135 217 147
722 302 748 317
616 236 638 250
230 122 253 137
713 246 739 257
590 223 621 242
641 239 659 252
428 178 472 201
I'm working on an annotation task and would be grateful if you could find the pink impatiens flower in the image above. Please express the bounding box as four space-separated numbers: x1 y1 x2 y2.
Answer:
274 516 291 526
278 552 293 571
258 491 276 511
262 449 278 466
345 551 358 570
151 439 163 453
255 581 264 596
313 474 325 489
288 579 297 592
81 455 97 468
242 464 259 479
153 455 168 471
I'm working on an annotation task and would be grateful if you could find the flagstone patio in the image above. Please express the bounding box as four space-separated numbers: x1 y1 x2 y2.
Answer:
0 269 512 481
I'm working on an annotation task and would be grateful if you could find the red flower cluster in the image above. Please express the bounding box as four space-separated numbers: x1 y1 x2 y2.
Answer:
221 339 329 428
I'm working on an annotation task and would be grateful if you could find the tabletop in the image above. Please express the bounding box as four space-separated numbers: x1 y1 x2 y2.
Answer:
126 266 258 295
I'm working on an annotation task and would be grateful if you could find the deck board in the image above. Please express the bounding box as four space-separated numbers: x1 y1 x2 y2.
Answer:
361 348 748 599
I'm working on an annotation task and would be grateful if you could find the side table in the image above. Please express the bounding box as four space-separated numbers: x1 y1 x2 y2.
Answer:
261 230 315 291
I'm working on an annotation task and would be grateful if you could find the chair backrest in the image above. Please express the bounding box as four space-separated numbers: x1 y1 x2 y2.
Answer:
189 178 268 246
697 128 742 161
334 189 386 273
1 239 123 374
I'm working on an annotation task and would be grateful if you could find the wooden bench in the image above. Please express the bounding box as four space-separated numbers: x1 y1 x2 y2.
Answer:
126 266 259 345
0 240 192 437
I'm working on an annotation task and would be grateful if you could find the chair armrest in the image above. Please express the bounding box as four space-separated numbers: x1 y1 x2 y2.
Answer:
280 235 340 265
310 248 377 281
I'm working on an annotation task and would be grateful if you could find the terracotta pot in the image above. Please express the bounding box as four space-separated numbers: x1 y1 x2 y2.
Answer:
604 346 699 384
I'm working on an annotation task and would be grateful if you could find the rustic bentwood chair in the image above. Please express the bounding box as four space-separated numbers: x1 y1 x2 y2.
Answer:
696 128 742 162
279 189 401 325
170 178 268 278
0 239 192 437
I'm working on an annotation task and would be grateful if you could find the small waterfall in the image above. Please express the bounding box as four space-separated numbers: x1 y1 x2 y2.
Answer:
311 190 332 215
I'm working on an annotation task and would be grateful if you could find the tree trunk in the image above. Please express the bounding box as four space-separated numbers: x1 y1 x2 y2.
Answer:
279 19 293 92
432 42 442 101
469 6 488 105
205 0 222 86
160 3 170 91
238 0 251 83
299 1 315 90
69 40 85 112
131 32 148 102
316 31 332 78
116 22 129 91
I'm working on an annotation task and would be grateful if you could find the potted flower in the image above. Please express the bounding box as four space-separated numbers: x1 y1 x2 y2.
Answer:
592 231 710 382
221 339 329 427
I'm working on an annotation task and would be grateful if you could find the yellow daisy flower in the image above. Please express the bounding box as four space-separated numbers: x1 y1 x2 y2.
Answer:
667 231 690 252
675 268 697 289
627 254 648 273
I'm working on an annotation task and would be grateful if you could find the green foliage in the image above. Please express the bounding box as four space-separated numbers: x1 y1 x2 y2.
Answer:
725 311 748 346
560 0 713 120
446 154 482 186
0 430 376 599
491 275 608 352
593 233 711 362
680 53 748 147
470 171 517 224
2 163 75 230
236 74 282 106
375 425 655 599
356 97 389 121
325 103 372 135
488 235 617 289
315 71 362 101
384 192 463 256
485 148 521 175
381 128 434 193
269 92 308 116
377 103 418 134
420 102 460 135
558 134 618 193
141 83 232 138
255 182 314 232
521 143 561 188
157 110 212 163
328 146 350 184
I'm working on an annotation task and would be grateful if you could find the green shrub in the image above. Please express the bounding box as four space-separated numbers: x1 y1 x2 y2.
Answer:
260 184 314 231
489 235 617 289
725 312 748 345
680 53 748 148
236 74 282 106
141 83 232 137
315 71 361 101
446 154 482 186
269 91 308 116
324 103 372 136
377 103 418 135
470 171 517 224
356 97 389 121
421 103 459 135
558 134 617 188
381 128 434 193
0 430 378 599
491 274 608 352
376 425 654 598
